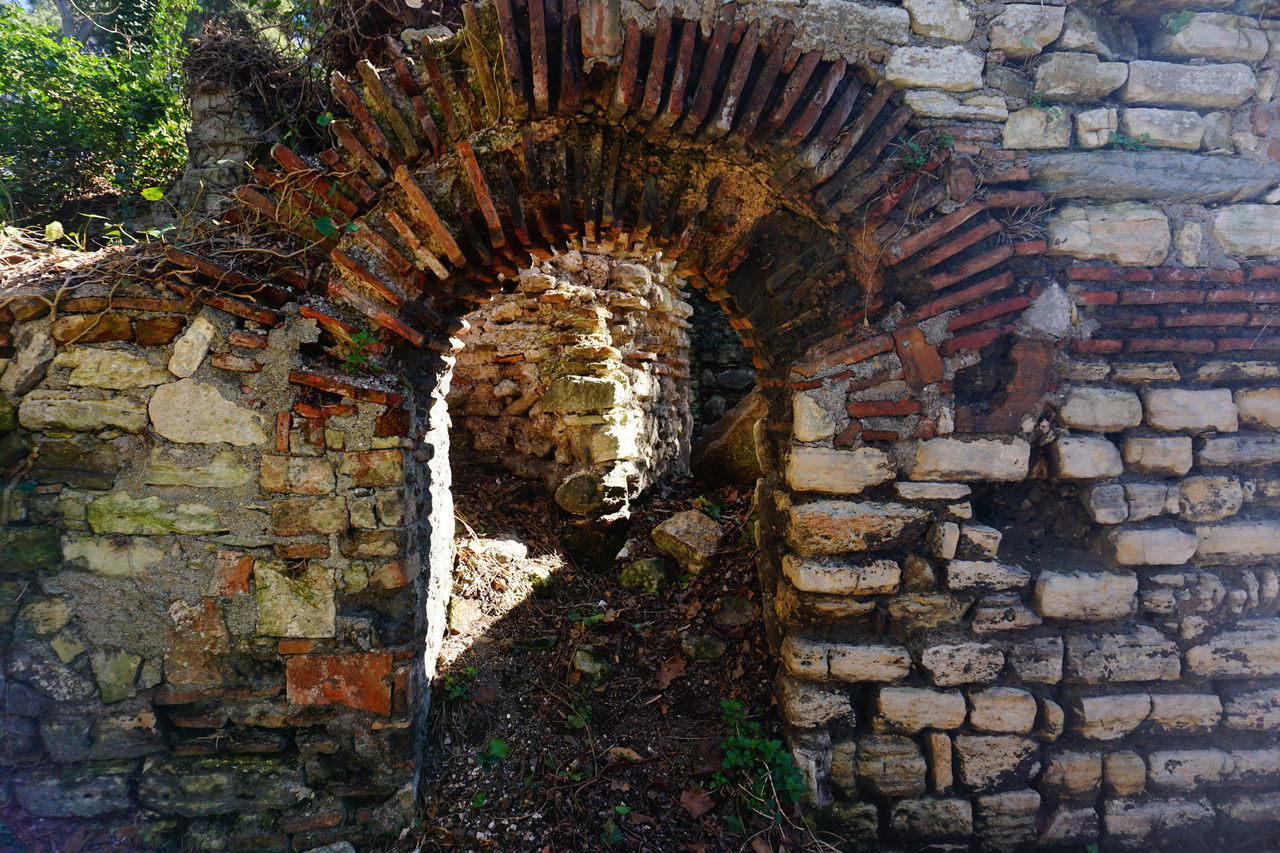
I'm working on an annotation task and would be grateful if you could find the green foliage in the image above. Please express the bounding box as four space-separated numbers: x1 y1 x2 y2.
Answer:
0 0 193 223
599 820 624 846
695 494 728 521
1160 10 1195 34
441 666 476 701
565 701 592 729
1027 91 1062 121
341 329 379 374
478 737 507 770
1105 131 1153 151
710 699 804 822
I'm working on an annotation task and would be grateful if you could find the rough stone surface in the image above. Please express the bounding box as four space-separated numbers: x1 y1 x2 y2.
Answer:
1235 388 1280 430
149 379 267 445
1036 571 1137 621
855 735 927 796
1185 619 1280 678
877 686 967 733
902 0 973 41
652 510 723 572
954 735 1040 792
969 687 1037 734
787 499 928 556
1108 526 1197 566
167 315 215 377
911 438 1029 481
1060 387 1142 432
1048 203 1170 266
1123 61 1256 109
920 643 1004 687
18 390 148 433
1028 151 1280 204
785 446 894 494
884 45 983 92
1123 436 1193 475
989 4 1063 57
1034 52 1128 101
1053 435 1123 479
1214 205 1280 260
1121 108 1204 151
1076 694 1152 741
1002 108 1072 150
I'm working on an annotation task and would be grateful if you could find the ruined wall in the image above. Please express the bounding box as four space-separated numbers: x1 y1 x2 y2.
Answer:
449 251 692 517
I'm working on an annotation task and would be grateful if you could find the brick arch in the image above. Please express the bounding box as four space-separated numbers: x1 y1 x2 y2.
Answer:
166 0 1052 419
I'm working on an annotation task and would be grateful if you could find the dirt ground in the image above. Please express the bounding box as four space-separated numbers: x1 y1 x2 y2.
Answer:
409 456 828 853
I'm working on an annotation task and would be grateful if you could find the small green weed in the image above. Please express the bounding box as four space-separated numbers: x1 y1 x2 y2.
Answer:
478 737 508 770
1105 131 1153 151
568 610 606 629
342 330 380 375
600 820 624 846
1028 91 1063 121
710 699 805 822
565 701 593 730
1160 10 1195 34
471 791 486 809
695 494 728 521
442 666 476 701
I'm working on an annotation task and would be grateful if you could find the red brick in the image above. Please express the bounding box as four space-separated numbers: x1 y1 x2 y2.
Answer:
165 598 231 686
285 653 393 715
1208 269 1245 284
135 316 186 346
375 408 411 437
915 417 936 439
369 561 413 589
846 399 921 417
892 326 943 390
278 639 324 655
1076 291 1118 305
1121 269 1155 282
956 338 1053 433
1254 291 1280 303
275 413 291 453
1155 268 1205 282
1163 312 1249 327
338 450 404 488
278 811 345 835
210 550 253 596
833 420 861 447
1249 265 1280 280
229 329 269 349
947 295 1030 332
1067 266 1115 281
941 325 1007 356
1109 314 1160 329
1072 339 1123 354
274 542 331 559
1128 338 1215 354
1218 337 1280 351
50 313 132 343
211 352 262 372
1118 289 1204 305
1206 289 1254 303
910 271 1014 323
793 334 895 378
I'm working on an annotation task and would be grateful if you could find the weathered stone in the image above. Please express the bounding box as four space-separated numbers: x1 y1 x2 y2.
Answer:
887 593 968 631
1002 107 1072 150
254 561 336 638
957 525 1001 560
1041 806 1100 846
947 560 1029 592
902 0 973 41
619 558 665 594
1 319 56 394
954 735 1040 792
1104 751 1147 795
338 449 404 487
149 379 267 446
1075 107 1118 149
18 389 149 433
1152 12 1268 62
884 45 983 92
787 499 928 556
1104 797 1214 849
990 4 1063 57
890 798 972 840
1059 5 1137 60
1107 526 1196 566
903 90 1008 121
1123 436 1193 476
168 315 216 377
1053 435 1123 479
1236 388 1280 430
921 643 1004 687
533 375 629 413
691 389 764 484
1048 203 1170 266
0 525 61 572
1121 108 1204 151
1075 694 1152 740
1223 688 1280 730
260 456 335 495
1066 627 1180 683
974 789 1041 850
89 648 142 703
783 555 899 596
877 687 967 733
1060 387 1142 432
56 347 171 389
856 735 927 796
1199 435 1280 466
1029 151 1280 204
1041 750 1102 797
144 447 252 488
792 390 834 443
50 313 132 344
971 594 1043 634
1035 570 1137 621
1034 52 1128 101
928 522 959 559
896 482 972 502
779 675 852 728
1215 205 1280 260
911 438 1029 481
1195 521 1280 564
829 644 912 683
652 509 722 572
62 535 166 576
969 687 1037 734
1177 476 1242 523
1083 484 1128 524
11 766 135 817
138 756 311 817
87 491 226 535
1185 618 1280 678
1123 60 1255 109
786 446 894 494
271 496 347 537
1219 791 1280 833
1148 694 1222 733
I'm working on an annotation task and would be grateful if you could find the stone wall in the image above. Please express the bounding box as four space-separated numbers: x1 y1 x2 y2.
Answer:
449 251 692 518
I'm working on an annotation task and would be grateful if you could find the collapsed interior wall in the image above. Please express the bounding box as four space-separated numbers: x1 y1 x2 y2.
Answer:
3 0 1280 850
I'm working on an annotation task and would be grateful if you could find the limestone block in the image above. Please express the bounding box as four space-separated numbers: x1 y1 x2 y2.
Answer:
971 594 1043 634
928 522 959 560
1083 484 1128 524
1123 61 1256 109
1002 107 1072 149
829 644 912 683
1074 694 1151 740
271 496 347 536
254 561 336 638
86 491 227 535
1066 627 1181 683
1034 53 1128 102
1185 618 1280 677
895 482 971 501
10 767 134 818
990 4 1064 57
260 456 335 495
1218 791 1280 833
953 735 1040 792
1061 387 1142 432
786 499 928 556
168 315 215 377
856 735 927 796
145 448 251 488
56 347 171 390
1035 571 1138 620
1198 435 1280 466
902 0 974 41
532 375 629 413
1227 747 1280 785
18 390 148 433
778 675 852 728
62 536 165 577
1202 110 1233 152
969 687 1037 733
890 798 972 839
1104 798 1214 847
876 686 967 733
926 731 953 793
902 90 1008 121
1148 694 1222 733
652 510 723 572
792 391 835 442
884 45 984 92
1215 205 1280 259
1109 526 1196 566
946 560 1029 592
1075 108 1118 149
1195 521 1280 563
1152 12 1268 63
1053 435 1123 479
1123 436 1192 475
781 636 829 679
1235 388 1280 430
956 524 1001 560
1148 749 1233 792
920 642 1004 687
1105 751 1147 796
1223 688 1280 730
785 446 894 494
1048 203 1170 266
137 755 312 817
783 555 900 596
1041 807 1100 846
1124 484 1179 521
974 789 1041 850
911 438 1029 481
1059 6 1137 60
149 379 268 446
1121 108 1204 150
1178 476 1242 522
1041 750 1102 797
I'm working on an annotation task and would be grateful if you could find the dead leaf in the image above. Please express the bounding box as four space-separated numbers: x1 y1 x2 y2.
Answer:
655 655 687 689
680 788 715 817
603 746 643 763
626 811 655 826
750 838 773 853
